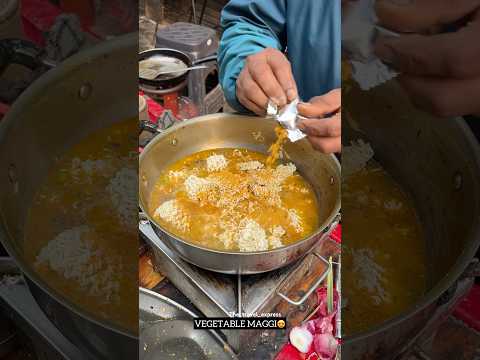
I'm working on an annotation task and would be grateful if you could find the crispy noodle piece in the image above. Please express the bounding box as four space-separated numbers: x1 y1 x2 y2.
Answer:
154 199 189 232
107 167 137 230
237 161 264 171
35 226 122 302
206 154 228 172
184 175 215 201
237 219 268 252
169 170 187 181
288 209 303 233
248 163 296 206
269 225 286 249
275 163 296 183
266 126 288 167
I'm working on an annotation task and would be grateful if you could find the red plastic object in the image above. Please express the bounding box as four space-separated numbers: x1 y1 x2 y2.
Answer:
274 344 303 360
163 92 179 117
59 0 95 28
145 99 165 125
0 102 10 119
21 0 101 44
21 0 62 45
453 284 480 332
330 225 341 244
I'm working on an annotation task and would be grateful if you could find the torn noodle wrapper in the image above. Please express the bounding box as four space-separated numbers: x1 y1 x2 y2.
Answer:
268 99 307 142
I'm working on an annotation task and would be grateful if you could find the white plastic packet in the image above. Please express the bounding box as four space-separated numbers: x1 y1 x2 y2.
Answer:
342 0 399 90
267 99 307 142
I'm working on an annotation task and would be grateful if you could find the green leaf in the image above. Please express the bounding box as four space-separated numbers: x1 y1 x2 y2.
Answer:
327 256 334 314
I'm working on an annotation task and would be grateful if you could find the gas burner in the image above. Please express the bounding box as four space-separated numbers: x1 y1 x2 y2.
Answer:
139 79 188 97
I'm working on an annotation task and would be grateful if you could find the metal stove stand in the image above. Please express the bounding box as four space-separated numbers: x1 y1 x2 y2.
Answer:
0 257 83 360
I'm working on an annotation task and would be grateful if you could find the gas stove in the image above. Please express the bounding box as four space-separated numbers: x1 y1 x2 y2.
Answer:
139 216 480 360
139 220 341 357
139 221 473 360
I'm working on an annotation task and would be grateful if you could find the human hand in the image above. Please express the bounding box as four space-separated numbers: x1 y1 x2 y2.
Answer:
374 0 480 117
236 48 298 115
297 89 341 153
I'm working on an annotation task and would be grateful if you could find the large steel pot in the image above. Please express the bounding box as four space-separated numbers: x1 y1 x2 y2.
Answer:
342 81 480 359
0 34 137 359
139 114 341 274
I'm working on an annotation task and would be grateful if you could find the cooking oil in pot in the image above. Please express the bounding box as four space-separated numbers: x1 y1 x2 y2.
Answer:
24 119 138 332
148 147 319 252
343 158 427 335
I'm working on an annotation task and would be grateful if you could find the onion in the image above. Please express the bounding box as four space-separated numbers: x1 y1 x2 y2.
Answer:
289 326 313 354
314 333 338 360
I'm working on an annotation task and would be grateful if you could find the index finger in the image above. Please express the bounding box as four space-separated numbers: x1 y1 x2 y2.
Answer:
267 54 298 102
248 56 288 107
375 0 480 33
375 23 480 78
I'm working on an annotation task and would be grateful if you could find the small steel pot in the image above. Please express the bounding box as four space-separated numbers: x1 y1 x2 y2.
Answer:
138 48 216 90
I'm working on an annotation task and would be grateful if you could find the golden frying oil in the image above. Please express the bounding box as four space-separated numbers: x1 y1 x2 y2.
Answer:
24 119 137 332
343 164 427 335
149 148 319 251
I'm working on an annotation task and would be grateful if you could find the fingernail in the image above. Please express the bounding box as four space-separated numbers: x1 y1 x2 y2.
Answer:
272 96 287 107
286 88 297 101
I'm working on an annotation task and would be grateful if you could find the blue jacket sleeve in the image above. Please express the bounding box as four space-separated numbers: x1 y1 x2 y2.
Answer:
218 0 287 113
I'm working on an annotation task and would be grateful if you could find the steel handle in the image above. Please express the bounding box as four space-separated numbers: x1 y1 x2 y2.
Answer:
192 54 217 66
276 252 331 306
0 39 55 76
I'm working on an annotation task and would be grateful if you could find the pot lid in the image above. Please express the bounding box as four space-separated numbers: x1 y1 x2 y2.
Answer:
139 54 188 81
